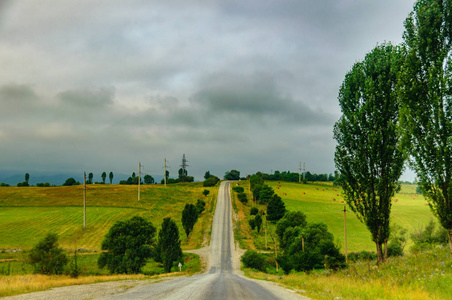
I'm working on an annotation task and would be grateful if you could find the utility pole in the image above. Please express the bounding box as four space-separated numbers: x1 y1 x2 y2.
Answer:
299 162 302 183
303 162 306 182
164 158 167 187
343 205 348 263
179 154 188 182
138 162 141 201
83 172 86 229
265 215 268 249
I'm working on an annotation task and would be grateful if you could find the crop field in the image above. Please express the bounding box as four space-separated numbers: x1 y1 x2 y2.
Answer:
0 183 217 251
266 181 432 252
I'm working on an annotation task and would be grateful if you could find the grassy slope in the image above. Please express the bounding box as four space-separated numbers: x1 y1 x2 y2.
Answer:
233 180 452 299
0 183 217 250
267 181 432 252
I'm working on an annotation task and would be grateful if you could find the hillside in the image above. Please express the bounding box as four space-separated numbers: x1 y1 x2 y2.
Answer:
0 183 217 250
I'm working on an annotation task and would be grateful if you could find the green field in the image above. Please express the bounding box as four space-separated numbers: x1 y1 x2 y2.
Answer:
266 181 432 252
0 183 216 250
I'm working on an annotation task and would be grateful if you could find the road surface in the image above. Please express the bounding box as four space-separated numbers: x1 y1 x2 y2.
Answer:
6 181 306 300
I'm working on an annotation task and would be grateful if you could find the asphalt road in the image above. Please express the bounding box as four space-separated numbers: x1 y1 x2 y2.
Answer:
105 181 305 300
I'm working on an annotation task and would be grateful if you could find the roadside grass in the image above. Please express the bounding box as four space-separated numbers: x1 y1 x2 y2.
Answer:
0 252 201 297
0 183 217 251
244 245 452 300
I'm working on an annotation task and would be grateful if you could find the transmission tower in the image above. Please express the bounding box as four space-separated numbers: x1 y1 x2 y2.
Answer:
179 154 189 182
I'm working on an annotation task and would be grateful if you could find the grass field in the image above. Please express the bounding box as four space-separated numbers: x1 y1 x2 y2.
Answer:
267 181 432 252
232 180 451 299
0 182 215 297
0 183 217 251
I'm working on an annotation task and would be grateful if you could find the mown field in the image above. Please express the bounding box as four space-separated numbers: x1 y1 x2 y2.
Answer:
0 183 217 251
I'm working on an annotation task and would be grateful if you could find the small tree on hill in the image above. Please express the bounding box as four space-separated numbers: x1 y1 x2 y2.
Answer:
101 172 107 184
259 185 274 204
144 174 154 184
109 172 114 184
267 194 286 222
25 173 30 185
182 203 198 237
63 177 79 186
88 172 94 184
255 214 263 233
224 170 240 180
155 218 182 273
28 233 68 275
98 216 156 274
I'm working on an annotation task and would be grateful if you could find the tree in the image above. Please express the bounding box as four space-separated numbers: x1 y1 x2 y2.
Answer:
196 199 206 215
88 172 94 184
255 214 262 233
267 194 286 221
259 184 274 204
109 172 114 184
224 169 240 180
181 203 198 237
334 44 405 263
203 176 220 187
28 233 68 275
204 171 211 180
276 211 308 242
144 174 154 184
25 173 30 185
155 218 182 273
101 172 107 184
399 0 452 258
98 216 156 274
63 177 79 186
250 174 264 191
178 168 188 182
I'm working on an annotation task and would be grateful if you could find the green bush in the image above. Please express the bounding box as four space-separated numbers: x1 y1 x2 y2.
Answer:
241 250 267 272
232 186 244 193
237 192 248 203
248 219 256 230
196 199 206 215
250 207 259 215
347 251 377 262
203 176 220 187
202 189 210 196
28 233 68 275
182 203 198 237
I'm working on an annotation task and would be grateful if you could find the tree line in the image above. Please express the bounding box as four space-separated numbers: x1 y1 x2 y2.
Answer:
334 0 452 263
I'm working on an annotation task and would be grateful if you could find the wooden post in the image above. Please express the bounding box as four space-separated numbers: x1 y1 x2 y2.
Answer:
83 172 86 229
344 205 348 263
138 162 141 201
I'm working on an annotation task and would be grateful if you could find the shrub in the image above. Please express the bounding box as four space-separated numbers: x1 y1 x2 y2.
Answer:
411 218 449 246
98 216 156 274
196 199 206 215
28 233 68 275
250 207 259 215
63 178 79 186
232 186 244 193
202 189 210 196
237 192 248 203
241 250 267 272
255 214 262 233
249 219 256 230
203 176 220 187
347 251 377 262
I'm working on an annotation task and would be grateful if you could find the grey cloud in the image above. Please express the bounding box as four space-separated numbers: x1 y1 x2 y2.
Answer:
190 72 334 126
58 87 115 108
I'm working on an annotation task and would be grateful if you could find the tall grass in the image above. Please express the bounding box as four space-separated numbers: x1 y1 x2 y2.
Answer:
244 246 452 299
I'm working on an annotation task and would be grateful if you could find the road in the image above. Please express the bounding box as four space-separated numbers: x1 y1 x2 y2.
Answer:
105 181 305 300
6 181 306 300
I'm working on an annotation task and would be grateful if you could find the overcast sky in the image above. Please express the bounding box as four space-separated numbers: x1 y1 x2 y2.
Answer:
0 0 417 181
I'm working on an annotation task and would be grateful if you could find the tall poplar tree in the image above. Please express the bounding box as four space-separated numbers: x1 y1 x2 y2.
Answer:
399 0 452 257
334 43 405 263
